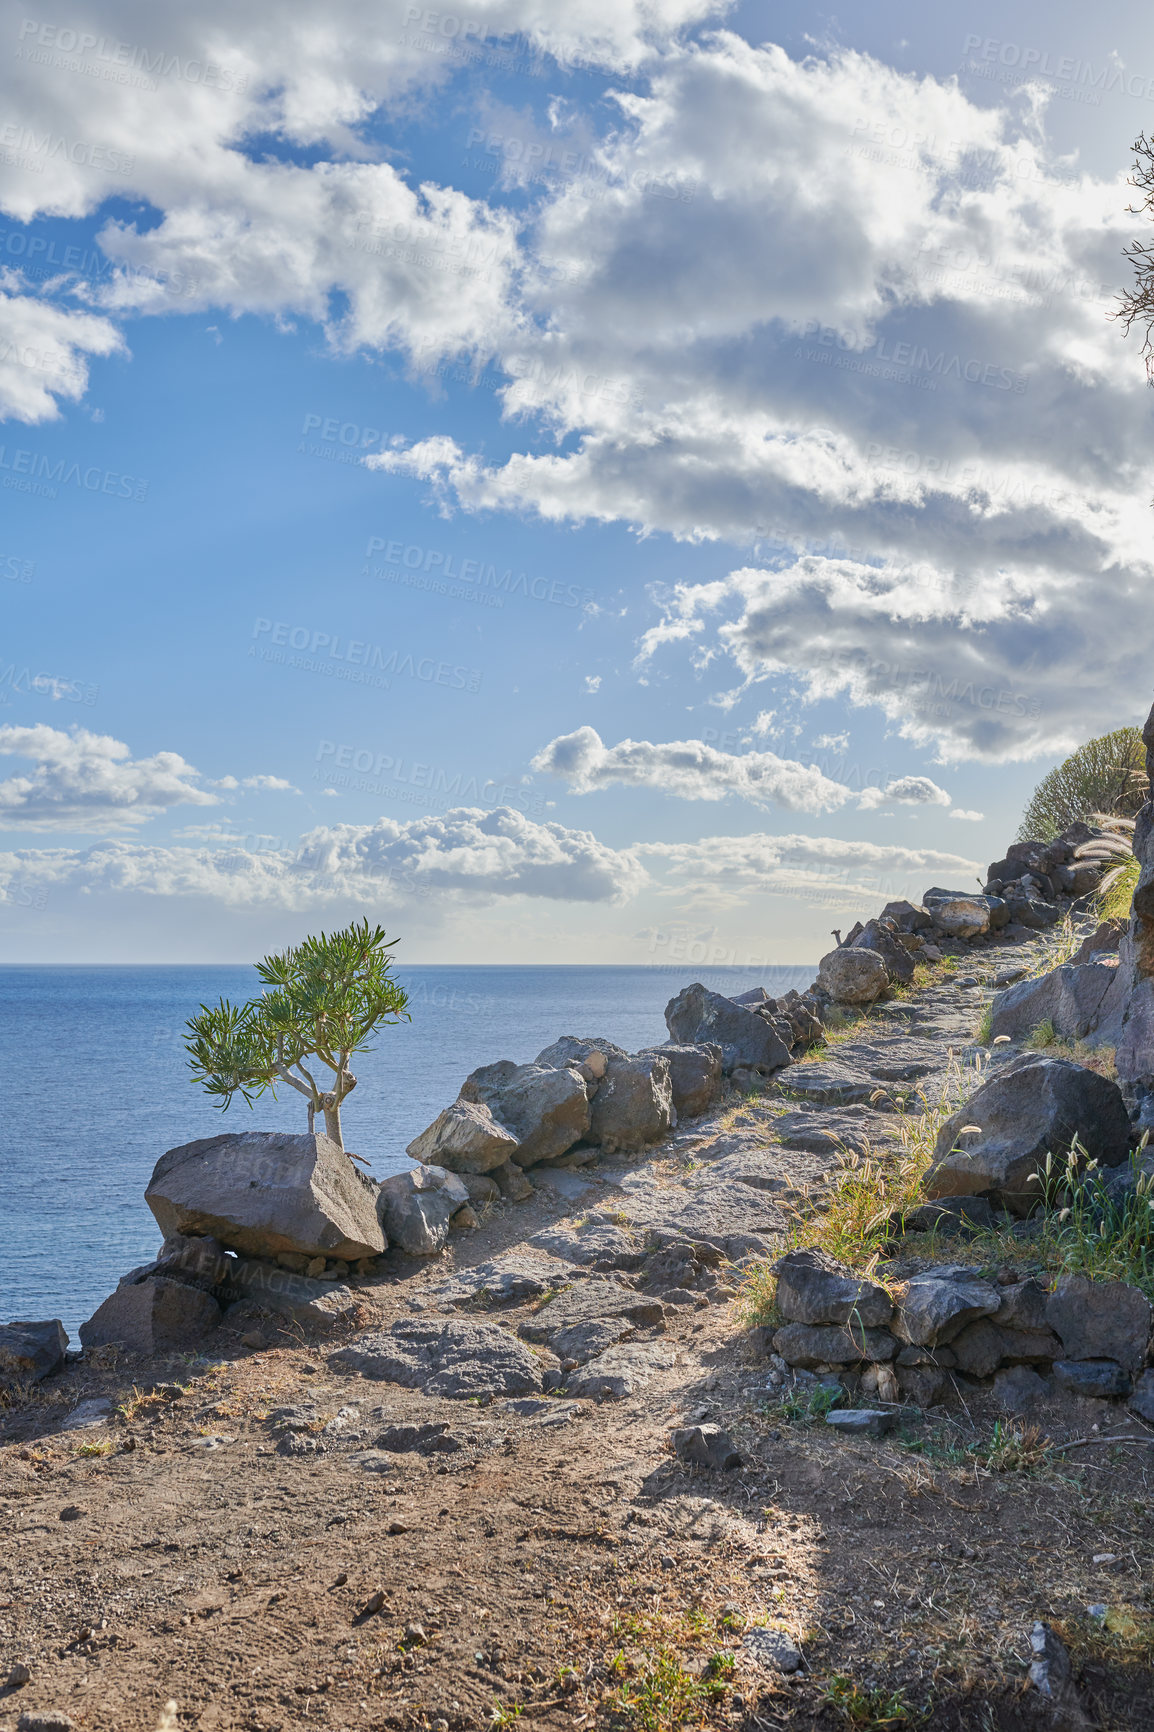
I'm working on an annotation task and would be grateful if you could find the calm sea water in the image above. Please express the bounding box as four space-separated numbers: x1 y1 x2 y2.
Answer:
0 963 815 1342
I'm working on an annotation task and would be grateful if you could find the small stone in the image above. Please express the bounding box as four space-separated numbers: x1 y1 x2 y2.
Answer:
58 1504 87 1521
825 1409 895 1439
742 1627 802 1673
1052 1360 1130 1399
241 1330 267 1350
1087 1603 1108 1621
404 1622 426 1645
993 1365 1047 1412
361 1590 386 1616
669 1425 743 1470
17 1714 76 1732
1128 1369 1154 1422
6 1661 31 1687
1028 1621 1073 1702
1092 1553 1118 1566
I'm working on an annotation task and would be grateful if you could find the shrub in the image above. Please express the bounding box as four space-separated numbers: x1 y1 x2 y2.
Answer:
1018 727 1147 841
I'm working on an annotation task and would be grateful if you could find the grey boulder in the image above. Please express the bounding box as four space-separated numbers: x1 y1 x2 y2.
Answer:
405 1097 521 1173
670 1424 742 1469
636 1043 723 1117
850 920 915 984
1051 1359 1130 1398
772 1322 897 1367
664 982 791 1074
924 1055 1131 1215
79 1276 222 1356
1128 1370 1154 1422
0 1319 68 1383
566 1340 674 1399
816 947 888 1004
145 1130 385 1261
1044 1275 1152 1376
922 890 990 938
587 1051 675 1152
461 1059 590 1167
891 1266 1000 1347
989 961 1124 1046
376 1164 471 1255
774 1249 893 1328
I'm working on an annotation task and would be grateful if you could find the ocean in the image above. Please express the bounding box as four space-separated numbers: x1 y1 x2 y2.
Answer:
0 962 815 1342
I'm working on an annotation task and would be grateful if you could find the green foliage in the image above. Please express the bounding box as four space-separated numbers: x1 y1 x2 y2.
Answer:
1023 1140 1154 1300
1017 727 1147 842
1097 851 1141 923
604 1647 734 1731
769 1383 842 1425
185 918 409 1149
822 1675 914 1728
1025 1017 1058 1049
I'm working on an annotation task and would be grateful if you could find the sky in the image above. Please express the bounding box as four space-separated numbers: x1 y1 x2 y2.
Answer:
1 0 1153 965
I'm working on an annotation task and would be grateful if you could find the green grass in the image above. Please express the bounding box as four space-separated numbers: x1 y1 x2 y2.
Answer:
1097 852 1140 923
974 1002 994 1044
1024 1017 1058 1048
767 1384 842 1425
603 1648 734 1731
822 1675 917 1728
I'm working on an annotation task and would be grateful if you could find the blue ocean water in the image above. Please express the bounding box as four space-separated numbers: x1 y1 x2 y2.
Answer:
0 962 815 1342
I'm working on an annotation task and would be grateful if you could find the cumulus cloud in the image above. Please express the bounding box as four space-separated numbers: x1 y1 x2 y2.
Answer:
0 724 220 831
241 774 298 791
531 724 851 811
0 280 124 420
638 829 982 908
859 775 952 809
950 808 985 822
0 804 649 906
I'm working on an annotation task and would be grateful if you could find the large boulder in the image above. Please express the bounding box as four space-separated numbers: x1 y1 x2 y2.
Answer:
774 1249 893 1328
405 1098 521 1173
461 1060 590 1167
849 921 915 984
879 899 932 933
772 1322 897 1367
922 889 991 939
1043 1275 1152 1376
376 1165 471 1255
923 1055 1132 1215
587 1052 675 1152
664 982 791 1074
816 948 888 1004
145 1131 385 1261
891 1266 1000 1347
80 1276 222 1356
330 1317 547 1398
0 1319 68 1383
636 1044 722 1117
989 961 1126 1046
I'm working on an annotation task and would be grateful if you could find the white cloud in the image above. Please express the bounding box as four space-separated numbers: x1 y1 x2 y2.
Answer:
583 674 602 693
241 774 298 791
859 774 951 809
0 804 649 906
531 723 851 811
812 731 849 752
950 808 985 822
0 279 124 421
0 724 219 831
638 829 982 908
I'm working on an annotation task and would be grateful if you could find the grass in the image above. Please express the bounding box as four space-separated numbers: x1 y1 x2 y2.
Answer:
822 1675 917 1728
602 1647 735 1731
767 1384 843 1425
1024 1016 1058 1048
1097 851 1140 923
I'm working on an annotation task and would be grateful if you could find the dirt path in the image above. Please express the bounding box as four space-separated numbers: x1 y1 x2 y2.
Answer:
3 941 1152 1732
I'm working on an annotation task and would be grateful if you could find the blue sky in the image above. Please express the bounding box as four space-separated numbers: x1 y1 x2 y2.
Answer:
1 0 1152 963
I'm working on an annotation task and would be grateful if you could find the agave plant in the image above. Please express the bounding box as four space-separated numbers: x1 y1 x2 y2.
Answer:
1075 814 1139 923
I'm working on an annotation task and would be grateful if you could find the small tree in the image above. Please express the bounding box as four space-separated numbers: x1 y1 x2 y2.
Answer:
1017 727 1148 841
185 919 409 1153
1118 132 1154 379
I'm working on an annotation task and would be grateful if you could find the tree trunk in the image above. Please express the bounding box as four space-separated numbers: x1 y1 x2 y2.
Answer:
322 1097 343 1149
